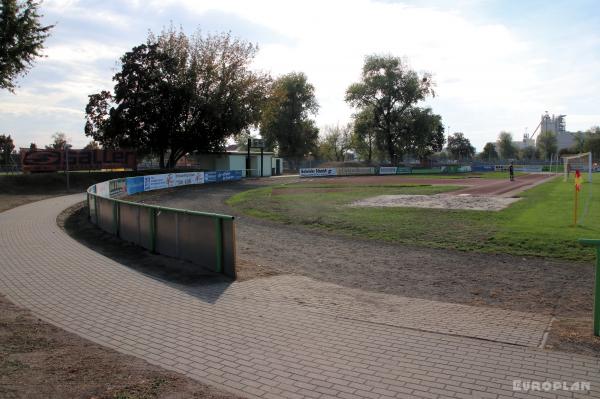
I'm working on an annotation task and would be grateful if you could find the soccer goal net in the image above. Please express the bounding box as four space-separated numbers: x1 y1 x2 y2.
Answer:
563 152 592 183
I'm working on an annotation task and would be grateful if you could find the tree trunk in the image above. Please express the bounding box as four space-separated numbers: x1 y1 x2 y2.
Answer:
159 153 165 169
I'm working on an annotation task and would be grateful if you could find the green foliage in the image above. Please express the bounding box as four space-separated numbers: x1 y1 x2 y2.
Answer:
85 27 270 168
447 132 474 160
318 124 351 161
519 145 538 161
409 107 445 162
260 72 319 165
536 130 558 160
572 131 585 153
480 142 498 161
229 176 600 261
497 131 516 160
350 107 378 164
345 55 435 164
584 126 600 160
0 0 53 92
0 133 14 164
46 132 67 149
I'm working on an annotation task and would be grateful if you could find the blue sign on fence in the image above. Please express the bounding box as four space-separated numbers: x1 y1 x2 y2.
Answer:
204 171 217 183
216 170 242 182
126 176 145 195
472 165 495 172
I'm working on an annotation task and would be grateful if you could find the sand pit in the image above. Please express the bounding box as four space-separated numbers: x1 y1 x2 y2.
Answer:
351 194 521 211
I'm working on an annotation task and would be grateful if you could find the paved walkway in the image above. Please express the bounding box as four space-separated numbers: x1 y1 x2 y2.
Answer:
0 195 599 399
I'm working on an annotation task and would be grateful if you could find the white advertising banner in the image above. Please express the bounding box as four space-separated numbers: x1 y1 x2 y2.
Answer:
96 181 109 197
379 167 397 175
143 172 205 191
337 167 376 176
299 168 337 177
173 172 204 186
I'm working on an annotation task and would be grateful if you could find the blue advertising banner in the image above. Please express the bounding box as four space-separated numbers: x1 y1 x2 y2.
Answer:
126 176 145 195
472 165 495 172
216 170 242 182
204 171 217 183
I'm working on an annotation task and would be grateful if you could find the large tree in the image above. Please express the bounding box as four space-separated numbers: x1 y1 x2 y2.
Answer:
497 131 516 160
408 107 444 163
480 142 498 161
351 107 378 164
45 131 67 149
85 27 270 168
536 130 557 160
584 126 600 160
0 0 53 92
319 124 351 162
345 55 434 165
260 72 319 167
0 134 14 164
519 146 538 160
446 132 475 161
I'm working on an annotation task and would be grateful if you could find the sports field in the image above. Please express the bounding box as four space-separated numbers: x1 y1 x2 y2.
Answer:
228 173 600 261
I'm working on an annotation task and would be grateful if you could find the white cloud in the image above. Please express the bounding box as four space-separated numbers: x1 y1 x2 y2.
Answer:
2 0 599 150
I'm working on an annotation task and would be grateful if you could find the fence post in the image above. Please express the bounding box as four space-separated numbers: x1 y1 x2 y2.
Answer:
150 208 157 253
579 239 600 336
94 196 99 224
113 201 120 237
215 217 223 273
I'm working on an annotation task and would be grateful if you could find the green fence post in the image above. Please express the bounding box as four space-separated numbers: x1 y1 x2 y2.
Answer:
113 201 120 237
150 208 157 253
215 217 223 273
93 196 98 224
578 238 600 336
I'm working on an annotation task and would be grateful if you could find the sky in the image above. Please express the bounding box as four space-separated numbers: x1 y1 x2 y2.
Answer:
1 0 599 151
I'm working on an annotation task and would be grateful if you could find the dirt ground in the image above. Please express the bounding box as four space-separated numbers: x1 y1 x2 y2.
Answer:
303 173 554 197
350 193 521 211
0 194 55 213
0 292 242 399
126 179 600 356
0 196 241 399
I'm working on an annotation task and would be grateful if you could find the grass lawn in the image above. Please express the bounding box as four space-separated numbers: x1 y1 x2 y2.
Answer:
228 176 600 261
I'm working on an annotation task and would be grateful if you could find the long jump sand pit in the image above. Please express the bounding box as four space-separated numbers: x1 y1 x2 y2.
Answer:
351 193 521 211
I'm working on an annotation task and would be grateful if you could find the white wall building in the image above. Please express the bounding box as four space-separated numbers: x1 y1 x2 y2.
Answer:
192 152 276 177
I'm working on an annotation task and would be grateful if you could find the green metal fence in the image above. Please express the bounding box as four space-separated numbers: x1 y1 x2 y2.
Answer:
87 180 236 279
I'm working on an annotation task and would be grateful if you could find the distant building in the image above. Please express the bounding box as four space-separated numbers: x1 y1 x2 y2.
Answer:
513 134 535 150
539 112 576 150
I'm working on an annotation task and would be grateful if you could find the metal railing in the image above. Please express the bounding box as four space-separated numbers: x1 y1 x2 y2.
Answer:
86 171 241 278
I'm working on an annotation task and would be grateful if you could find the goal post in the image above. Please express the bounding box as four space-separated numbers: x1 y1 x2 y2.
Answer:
562 152 592 183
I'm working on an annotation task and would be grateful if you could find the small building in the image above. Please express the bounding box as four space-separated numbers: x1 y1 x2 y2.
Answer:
191 151 277 177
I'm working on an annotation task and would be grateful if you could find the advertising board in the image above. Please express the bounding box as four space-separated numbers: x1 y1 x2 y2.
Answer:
299 168 337 177
109 178 128 198
379 167 397 175
337 167 375 176
126 176 145 195
396 167 412 174
21 149 137 172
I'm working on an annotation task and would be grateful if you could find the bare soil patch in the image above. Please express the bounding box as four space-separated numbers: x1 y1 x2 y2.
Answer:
0 194 54 213
351 193 521 211
303 173 553 197
545 317 600 356
0 293 241 399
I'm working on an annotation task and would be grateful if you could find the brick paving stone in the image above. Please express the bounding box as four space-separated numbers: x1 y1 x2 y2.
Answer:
0 195 598 399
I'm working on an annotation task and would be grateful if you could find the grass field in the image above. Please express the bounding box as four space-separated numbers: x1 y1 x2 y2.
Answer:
228 176 600 261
